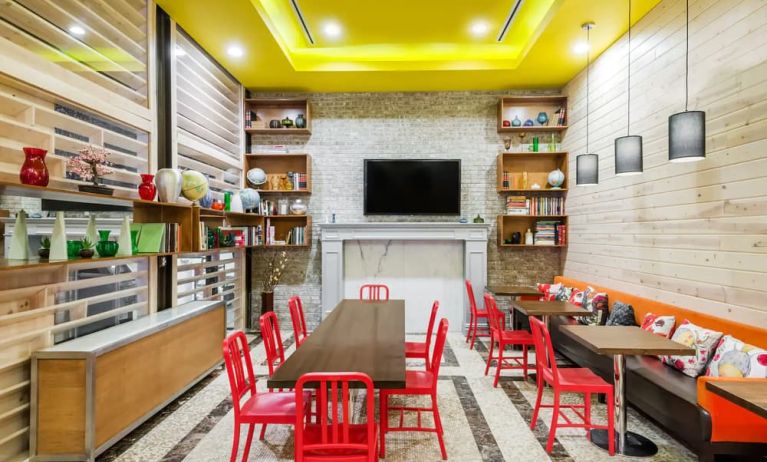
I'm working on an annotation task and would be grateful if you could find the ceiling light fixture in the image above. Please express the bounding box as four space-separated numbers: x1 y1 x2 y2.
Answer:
470 20 490 38
173 45 186 57
615 0 643 176
226 44 244 58
497 0 524 42
668 0 705 163
576 22 599 186
323 21 342 39
573 41 589 54
290 0 315 45
68 25 86 37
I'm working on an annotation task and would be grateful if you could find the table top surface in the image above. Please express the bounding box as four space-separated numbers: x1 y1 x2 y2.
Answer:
512 300 591 317
706 381 767 420
560 325 697 356
267 299 406 389
486 285 540 296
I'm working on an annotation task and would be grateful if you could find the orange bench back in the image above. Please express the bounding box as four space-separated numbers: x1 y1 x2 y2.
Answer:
554 276 766 349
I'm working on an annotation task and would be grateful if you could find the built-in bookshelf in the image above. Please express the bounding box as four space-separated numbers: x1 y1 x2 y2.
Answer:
243 98 311 135
497 95 568 133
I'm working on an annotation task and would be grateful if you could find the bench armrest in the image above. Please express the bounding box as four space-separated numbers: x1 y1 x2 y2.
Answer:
697 376 767 443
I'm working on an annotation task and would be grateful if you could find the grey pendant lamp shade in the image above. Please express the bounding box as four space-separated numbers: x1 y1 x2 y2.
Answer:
576 22 599 186
615 0 643 176
669 0 705 162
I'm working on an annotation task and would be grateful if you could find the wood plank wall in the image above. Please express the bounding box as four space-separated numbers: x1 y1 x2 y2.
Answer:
561 0 767 326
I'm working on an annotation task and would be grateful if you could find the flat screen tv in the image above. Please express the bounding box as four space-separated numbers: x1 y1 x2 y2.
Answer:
364 159 461 215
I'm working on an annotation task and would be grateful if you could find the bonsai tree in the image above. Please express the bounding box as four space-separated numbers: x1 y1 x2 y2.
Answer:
67 145 113 186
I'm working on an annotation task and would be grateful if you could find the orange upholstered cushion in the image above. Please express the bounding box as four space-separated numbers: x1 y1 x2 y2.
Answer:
697 377 767 442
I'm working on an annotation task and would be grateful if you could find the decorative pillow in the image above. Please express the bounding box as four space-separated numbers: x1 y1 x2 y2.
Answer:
662 320 723 378
554 286 573 302
706 335 767 378
641 313 676 338
568 289 585 307
537 283 561 301
578 287 608 326
605 301 637 326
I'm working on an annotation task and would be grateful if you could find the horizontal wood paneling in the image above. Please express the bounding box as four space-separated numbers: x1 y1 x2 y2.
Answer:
561 0 767 325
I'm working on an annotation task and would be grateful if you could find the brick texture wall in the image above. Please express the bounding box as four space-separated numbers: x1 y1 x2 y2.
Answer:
250 91 564 329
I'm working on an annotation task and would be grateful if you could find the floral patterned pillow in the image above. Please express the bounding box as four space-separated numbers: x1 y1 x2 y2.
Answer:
706 335 767 378
568 289 585 306
578 287 608 326
537 283 561 301
662 320 723 377
641 313 676 338
555 286 573 302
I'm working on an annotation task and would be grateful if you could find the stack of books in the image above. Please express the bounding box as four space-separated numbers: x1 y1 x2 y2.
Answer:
259 199 276 215
529 196 565 216
286 226 306 245
502 171 510 189
505 196 529 215
556 224 567 246
534 220 560 246
556 107 567 126
294 173 308 190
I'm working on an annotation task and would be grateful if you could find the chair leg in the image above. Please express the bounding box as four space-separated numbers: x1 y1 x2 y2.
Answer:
259 422 267 440
379 392 388 458
584 393 591 430
494 342 504 387
230 423 240 462
242 424 255 462
522 345 529 381
469 317 478 350
432 393 447 460
465 315 472 343
484 336 494 376
606 391 615 456
546 391 560 453
530 380 544 430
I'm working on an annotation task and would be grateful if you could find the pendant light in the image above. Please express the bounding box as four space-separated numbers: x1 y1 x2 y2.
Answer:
669 0 705 162
576 22 598 186
615 0 643 175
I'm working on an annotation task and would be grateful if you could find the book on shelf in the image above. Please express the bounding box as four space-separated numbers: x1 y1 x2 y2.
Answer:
502 171 510 189
528 196 565 216
556 107 566 126
505 195 529 215
533 220 561 246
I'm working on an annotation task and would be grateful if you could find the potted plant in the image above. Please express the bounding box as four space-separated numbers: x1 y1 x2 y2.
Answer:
38 237 50 259
66 145 114 195
79 237 95 259
261 250 288 315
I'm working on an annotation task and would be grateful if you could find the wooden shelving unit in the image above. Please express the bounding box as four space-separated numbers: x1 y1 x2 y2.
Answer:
244 153 312 193
497 95 568 133
496 152 568 192
497 215 569 248
243 98 311 135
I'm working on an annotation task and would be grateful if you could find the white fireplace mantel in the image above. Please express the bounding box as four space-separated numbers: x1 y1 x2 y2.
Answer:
319 222 490 329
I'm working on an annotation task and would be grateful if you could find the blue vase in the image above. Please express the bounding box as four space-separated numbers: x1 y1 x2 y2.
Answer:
523 119 534 127
537 112 549 126
511 115 522 127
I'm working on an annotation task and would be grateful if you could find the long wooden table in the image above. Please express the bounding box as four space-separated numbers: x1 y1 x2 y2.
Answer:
267 299 406 389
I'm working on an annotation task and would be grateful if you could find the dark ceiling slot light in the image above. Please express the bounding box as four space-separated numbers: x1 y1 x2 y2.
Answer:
290 0 315 45
669 0 705 162
497 0 524 42
576 22 599 186
615 0 643 176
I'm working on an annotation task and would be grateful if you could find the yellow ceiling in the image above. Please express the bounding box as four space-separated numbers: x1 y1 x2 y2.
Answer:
157 0 661 92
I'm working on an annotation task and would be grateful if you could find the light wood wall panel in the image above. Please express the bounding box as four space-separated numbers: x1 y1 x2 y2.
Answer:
561 0 767 326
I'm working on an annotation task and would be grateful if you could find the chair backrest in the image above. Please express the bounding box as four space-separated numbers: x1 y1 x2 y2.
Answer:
483 292 505 332
429 318 449 382
222 331 256 417
295 372 376 462
424 300 440 354
465 279 478 316
359 284 389 301
259 311 285 377
289 295 309 347
529 316 558 385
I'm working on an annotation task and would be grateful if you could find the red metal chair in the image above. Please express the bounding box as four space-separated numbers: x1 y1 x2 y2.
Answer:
260 312 285 377
359 283 390 301
465 279 490 349
405 300 439 370
483 293 534 387
222 331 310 462
380 319 449 460
294 372 378 462
289 295 309 348
528 317 615 455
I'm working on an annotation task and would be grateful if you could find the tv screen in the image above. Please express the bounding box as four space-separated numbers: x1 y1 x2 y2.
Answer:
364 159 461 215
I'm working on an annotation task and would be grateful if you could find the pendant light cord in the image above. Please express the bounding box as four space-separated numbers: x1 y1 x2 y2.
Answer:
627 0 631 134
685 0 689 111
586 25 590 152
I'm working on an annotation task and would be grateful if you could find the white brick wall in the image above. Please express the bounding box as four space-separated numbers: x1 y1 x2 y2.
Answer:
250 91 564 329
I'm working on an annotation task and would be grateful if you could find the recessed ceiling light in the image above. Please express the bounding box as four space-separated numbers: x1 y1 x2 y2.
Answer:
573 41 589 54
68 25 86 37
226 44 244 58
173 45 186 57
469 20 490 38
323 21 342 39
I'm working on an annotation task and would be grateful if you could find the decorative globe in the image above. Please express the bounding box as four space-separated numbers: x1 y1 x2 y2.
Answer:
239 188 260 211
246 168 267 187
181 170 209 202
547 168 565 189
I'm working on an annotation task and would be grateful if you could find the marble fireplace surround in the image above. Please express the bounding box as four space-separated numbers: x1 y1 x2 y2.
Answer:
319 222 490 332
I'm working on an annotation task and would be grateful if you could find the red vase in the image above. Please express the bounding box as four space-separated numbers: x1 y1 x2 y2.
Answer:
138 173 156 200
20 147 49 186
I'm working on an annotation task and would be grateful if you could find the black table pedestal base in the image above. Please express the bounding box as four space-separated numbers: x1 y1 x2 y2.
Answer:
590 429 658 457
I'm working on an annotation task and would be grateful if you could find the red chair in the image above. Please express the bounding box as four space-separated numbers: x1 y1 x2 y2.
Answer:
294 372 378 462
483 293 534 387
260 312 285 377
222 331 310 462
465 279 490 349
359 283 390 301
380 319 449 460
405 300 439 370
289 295 309 348
528 317 615 455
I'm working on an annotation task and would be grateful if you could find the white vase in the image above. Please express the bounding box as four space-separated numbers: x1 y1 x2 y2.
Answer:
155 168 182 202
8 210 29 260
116 216 133 256
85 215 99 256
49 212 68 260
230 192 244 213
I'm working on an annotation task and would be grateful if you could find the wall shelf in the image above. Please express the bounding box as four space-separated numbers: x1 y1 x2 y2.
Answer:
244 98 311 135
497 95 568 134
243 153 312 193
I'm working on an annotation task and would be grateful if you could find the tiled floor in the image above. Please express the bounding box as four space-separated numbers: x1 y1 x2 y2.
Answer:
98 333 696 462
